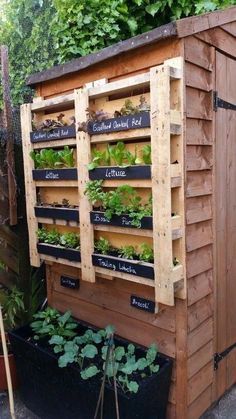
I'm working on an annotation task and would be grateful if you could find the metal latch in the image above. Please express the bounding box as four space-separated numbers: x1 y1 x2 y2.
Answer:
213 91 236 111
214 342 236 370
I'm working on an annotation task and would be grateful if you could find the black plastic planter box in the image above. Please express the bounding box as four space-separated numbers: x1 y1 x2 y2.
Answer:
92 253 154 279
9 324 172 419
87 112 150 135
30 125 76 143
33 168 77 181
35 206 79 222
37 243 81 262
90 211 152 229
89 165 151 180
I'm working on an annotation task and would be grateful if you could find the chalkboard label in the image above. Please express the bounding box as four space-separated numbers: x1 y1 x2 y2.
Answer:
92 254 154 279
33 168 77 181
130 295 155 313
60 276 79 289
90 211 152 229
87 112 150 135
30 125 76 143
89 165 151 181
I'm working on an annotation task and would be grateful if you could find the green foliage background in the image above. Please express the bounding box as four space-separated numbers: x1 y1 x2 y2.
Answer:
0 0 235 106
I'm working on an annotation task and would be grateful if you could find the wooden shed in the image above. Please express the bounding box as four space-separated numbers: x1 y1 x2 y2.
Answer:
21 6 236 418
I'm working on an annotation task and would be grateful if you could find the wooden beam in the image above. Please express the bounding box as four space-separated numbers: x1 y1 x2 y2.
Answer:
31 93 74 112
75 88 95 283
1 46 17 225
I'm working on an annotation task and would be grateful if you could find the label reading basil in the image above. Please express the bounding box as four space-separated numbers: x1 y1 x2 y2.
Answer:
60 276 79 289
130 295 155 313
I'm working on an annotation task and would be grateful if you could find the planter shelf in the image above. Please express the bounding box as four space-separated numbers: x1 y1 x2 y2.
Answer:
35 206 79 222
87 112 150 135
32 168 77 181
92 253 154 280
89 165 151 181
37 243 81 262
90 211 152 229
30 125 76 143
9 324 173 419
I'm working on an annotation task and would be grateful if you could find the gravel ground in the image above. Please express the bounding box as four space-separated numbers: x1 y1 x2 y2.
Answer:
1 385 236 418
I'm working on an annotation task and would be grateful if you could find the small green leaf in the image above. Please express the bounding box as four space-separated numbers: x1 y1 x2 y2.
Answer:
49 335 65 346
81 365 100 380
81 344 98 359
127 380 139 393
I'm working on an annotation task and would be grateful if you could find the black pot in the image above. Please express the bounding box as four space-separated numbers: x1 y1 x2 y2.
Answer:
35 206 79 222
9 324 172 419
89 165 151 180
37 243 81 262
90 211 152 229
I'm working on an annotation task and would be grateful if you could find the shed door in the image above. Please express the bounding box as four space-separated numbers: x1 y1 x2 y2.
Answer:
215 51 236 397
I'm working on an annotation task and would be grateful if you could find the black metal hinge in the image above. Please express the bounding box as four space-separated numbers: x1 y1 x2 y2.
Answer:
214 342 236 370
213 91 236 111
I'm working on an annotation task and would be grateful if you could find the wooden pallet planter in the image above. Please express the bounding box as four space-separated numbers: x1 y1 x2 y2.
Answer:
30 125 76 143
21 56 185 308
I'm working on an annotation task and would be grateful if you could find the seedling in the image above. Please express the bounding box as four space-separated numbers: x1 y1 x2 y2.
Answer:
37 228 80 250
118 245 137 260
94 237 111 255
139 243 154 263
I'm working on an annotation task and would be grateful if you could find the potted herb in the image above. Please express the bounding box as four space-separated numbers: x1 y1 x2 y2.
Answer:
0 286 25 390
30 114 76 143
93 237 154 279
88 141 151 180
86 96 150 135
85 180 153 229
37 228 81 262
9 307 173 419
30 146 77 181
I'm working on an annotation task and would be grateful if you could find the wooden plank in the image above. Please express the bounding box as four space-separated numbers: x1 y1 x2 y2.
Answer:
186 245 212 279
49 289 176 358
186 171 212 197
0 269 17 288
186 195 212 225
186 220 213 252
39 254 81 269
35 180 78 188
0 243 19 274
75 88 95 283
51 275 176 332
20 103 40 267
90 128 150 144
186 145 212 171
186 87 212 120
33 137 76 149
187 385 212 419
0 225 19 250
175 299 188 418
151 64 173 306
196 27 236 59
94 267 154 288
188 341 213 379
188 362 213 405
187 294 213 332
221 21 236 37
188 269 213 306
1 46 17 225
185 62 212 92
186 118 212 145
37 217 79 228
188 317 213 357
176 7 236 37
31 92 74 111
184 36 214 71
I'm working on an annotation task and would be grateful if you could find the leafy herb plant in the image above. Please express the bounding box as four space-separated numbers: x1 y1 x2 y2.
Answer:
118 245 137 260
94 237 112 255
139 243 154 263
37 228 80 250
31 309 77 341
30 146 75 169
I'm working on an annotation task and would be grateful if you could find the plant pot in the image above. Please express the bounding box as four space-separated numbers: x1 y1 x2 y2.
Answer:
87 112 150 135
32 168 77 181
30 125 76 143
35 206 79 222
0 335 18 391
92 253 154 279
89 165 151 180
9 324 172 419
90 211 152 229
37 243 81 262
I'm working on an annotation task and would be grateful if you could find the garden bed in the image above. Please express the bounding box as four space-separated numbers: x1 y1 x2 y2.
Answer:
9 321 172 419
